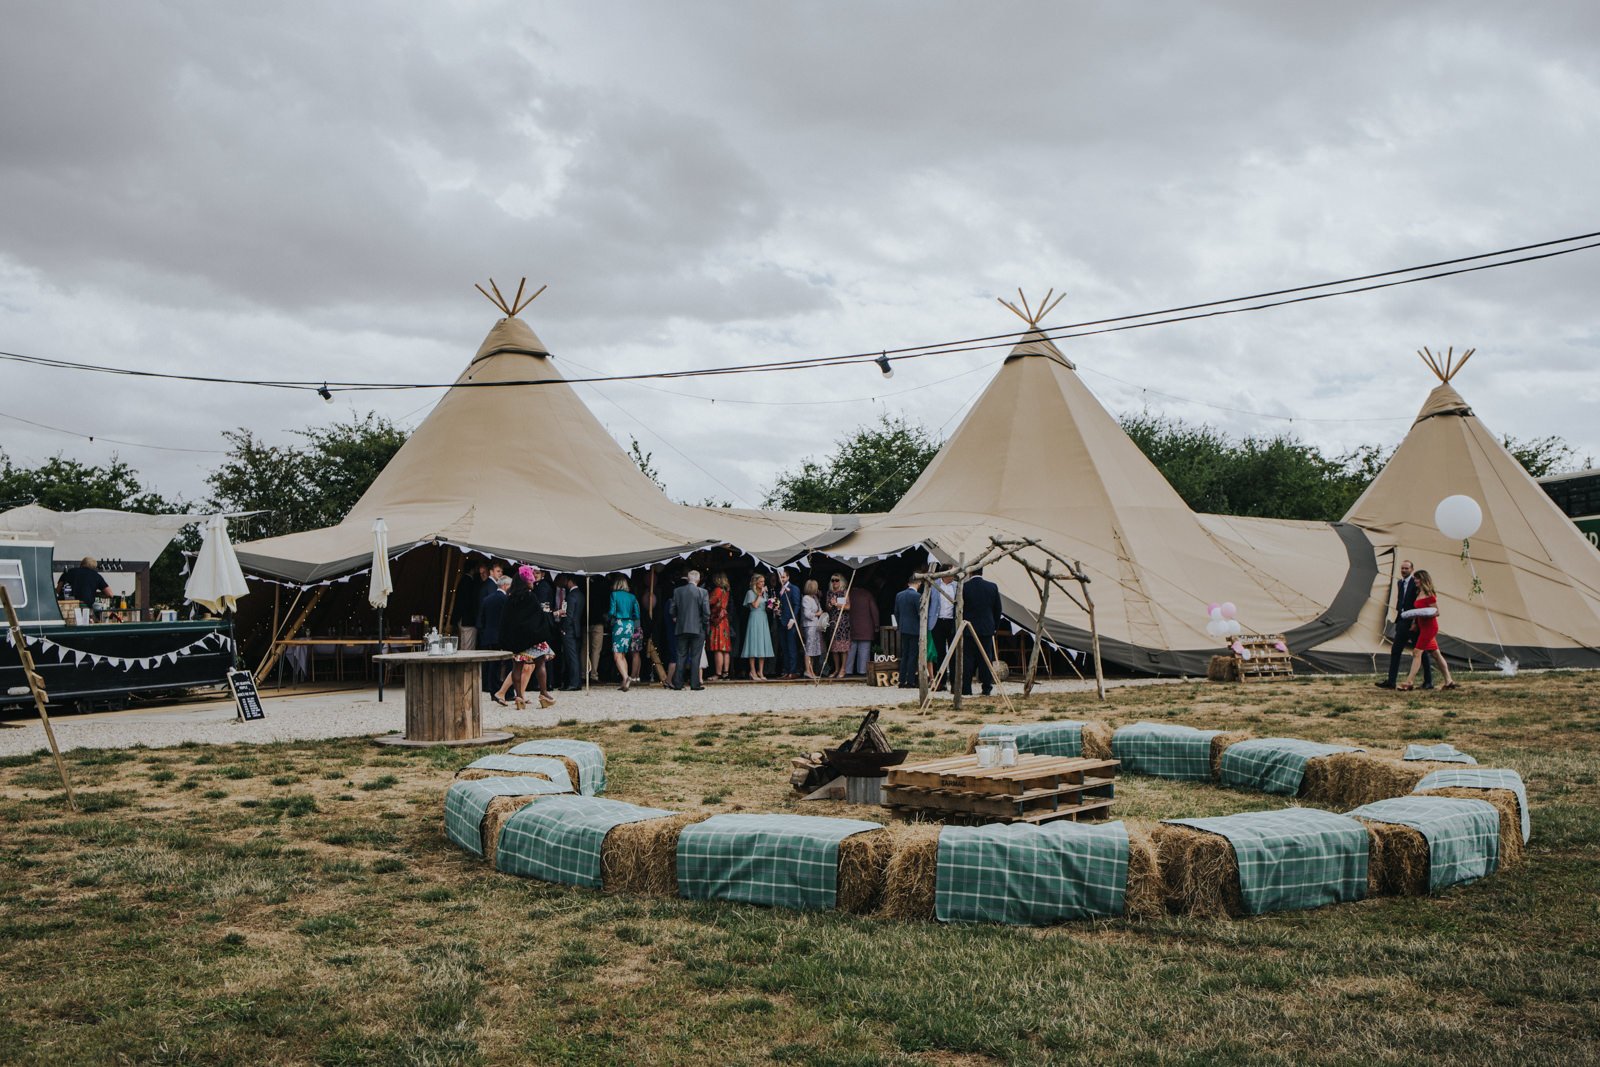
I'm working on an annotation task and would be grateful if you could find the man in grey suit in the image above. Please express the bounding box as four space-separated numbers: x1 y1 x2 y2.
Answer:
671 570 711 691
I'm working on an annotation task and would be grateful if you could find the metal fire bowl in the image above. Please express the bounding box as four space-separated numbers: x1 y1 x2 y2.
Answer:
824 748 909 778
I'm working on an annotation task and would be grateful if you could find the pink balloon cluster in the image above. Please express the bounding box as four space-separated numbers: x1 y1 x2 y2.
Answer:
1204 601 1241 642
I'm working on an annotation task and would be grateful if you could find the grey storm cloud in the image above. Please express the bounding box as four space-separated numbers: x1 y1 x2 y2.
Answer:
1 0 1597 506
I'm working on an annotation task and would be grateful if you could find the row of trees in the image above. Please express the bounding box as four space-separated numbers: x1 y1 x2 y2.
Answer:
0 408 1579 603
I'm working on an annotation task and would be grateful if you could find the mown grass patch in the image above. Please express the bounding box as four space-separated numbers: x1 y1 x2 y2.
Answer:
1 675 1597 1064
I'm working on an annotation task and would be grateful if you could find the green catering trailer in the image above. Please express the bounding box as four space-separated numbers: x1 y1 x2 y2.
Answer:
1 539 233 711
1538 469 1600 550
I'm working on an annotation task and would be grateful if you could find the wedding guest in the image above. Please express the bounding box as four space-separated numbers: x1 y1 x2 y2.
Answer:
742 573 774 681
800 578 824 680
826 573 851 678
708 572 732 681
846 579 880 676
609 576 643 692
494 568 557 709
1399 570 1458 691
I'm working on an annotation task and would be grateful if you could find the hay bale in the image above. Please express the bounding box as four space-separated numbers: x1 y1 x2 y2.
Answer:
835 828 896 914
1416 787 1523 869
1208 732 1252 781
1206 655 1241 682
1299 753 1460 810
1149 823 1245 918
455 768 557 784
482 796 541 868
880 823 941 921
599 813 707 896
1357 818 1431 896
1081 721 1114 761
1122 821 1165 921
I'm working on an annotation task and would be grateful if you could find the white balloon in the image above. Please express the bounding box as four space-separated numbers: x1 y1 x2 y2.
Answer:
1209 606 1223 621
1435 495 1483 540
1205 619 1226 638
1227 620 1243 637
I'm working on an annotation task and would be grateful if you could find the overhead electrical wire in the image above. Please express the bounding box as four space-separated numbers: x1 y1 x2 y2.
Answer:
0 229 1596 395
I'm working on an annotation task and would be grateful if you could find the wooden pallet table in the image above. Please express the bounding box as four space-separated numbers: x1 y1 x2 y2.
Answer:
883 753 1118 825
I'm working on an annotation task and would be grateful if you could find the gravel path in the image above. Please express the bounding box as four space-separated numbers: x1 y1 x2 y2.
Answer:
0 677 1172 756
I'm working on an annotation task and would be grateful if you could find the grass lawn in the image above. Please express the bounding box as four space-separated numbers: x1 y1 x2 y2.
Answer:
2 673 1598 1065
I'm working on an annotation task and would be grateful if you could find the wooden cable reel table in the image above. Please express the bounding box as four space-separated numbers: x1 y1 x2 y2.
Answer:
883 753 1119 825
371 650 513 747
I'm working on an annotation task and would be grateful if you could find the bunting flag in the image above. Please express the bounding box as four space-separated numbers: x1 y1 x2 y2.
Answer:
3 629 232 672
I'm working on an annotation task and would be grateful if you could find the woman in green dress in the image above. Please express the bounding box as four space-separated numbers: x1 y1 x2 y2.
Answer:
742 573 774 680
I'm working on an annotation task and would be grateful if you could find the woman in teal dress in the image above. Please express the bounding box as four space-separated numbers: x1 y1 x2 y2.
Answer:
608 576 642 691
742 573 774 680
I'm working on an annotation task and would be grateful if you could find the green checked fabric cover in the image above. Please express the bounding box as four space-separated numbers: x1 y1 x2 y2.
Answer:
676 814 883 911
443 776 569 857
1403 743 1477 765
1415 768 1530 843
1112 721 1221 781
1348 796 1500 892
979 721 1084 758
1167 808 1369 914
935 820 1129 925
1220 738 1361 796
495 795 675 887
460 754 574 793
508 739 607 795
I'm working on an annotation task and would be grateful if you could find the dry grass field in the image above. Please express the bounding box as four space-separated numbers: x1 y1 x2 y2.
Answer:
2 673 1598 1065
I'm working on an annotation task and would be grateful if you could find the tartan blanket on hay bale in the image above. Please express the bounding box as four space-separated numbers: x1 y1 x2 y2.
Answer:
508 739 607 795
675 814 892 914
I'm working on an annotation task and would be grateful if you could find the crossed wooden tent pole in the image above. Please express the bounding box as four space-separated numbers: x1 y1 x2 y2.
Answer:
1 587 76 811
911 536 1105 712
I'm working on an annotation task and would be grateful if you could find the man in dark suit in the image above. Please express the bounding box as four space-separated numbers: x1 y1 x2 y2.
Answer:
892 577 923 689
453 560 489 649
960 567 1004 697
558 574 585 691
478 574 510 692
671 570 711 690
774 567 805 678
1377 558 1433 689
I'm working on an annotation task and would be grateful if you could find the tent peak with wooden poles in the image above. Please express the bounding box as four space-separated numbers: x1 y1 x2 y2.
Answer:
236 279 855 585
1304 346 1600 672
236 279 857 683
826 289 1377 676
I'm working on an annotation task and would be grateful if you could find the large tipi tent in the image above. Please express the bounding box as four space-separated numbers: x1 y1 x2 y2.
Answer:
236 293 854 582
1304 349 1600 671
826 311 1376 675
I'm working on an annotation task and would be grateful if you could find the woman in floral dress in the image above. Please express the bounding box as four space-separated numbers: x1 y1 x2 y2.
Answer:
707 572 732 681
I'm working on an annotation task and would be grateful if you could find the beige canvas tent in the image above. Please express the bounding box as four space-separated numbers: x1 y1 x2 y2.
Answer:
236 310 854 582
826 328 1376 674
1303 352 1600 671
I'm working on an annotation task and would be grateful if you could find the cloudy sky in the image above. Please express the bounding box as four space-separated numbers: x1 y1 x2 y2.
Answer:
3 1 1598 516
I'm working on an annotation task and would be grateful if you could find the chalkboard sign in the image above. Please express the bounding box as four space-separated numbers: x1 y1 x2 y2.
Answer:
228 669 264 722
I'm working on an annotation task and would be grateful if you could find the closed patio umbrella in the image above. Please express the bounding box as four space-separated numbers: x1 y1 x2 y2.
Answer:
185 514 251 614
370 518 393 701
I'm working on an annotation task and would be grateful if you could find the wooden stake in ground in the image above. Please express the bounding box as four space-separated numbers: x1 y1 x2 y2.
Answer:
1 587 75 812
952 553 965 710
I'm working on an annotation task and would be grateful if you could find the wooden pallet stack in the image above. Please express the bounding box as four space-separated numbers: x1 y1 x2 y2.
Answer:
1238 634 1293 681
882 753 1118 825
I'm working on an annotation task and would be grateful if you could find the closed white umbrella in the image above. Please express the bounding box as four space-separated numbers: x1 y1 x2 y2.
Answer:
368 518 393 611
185 515 251 614
370 518 393 701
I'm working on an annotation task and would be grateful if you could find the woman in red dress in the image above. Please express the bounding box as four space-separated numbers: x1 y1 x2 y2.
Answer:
1399 570 1457 690
707 572 732 681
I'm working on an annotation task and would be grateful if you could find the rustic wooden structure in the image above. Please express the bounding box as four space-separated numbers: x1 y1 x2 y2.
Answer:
371 650 512 747
883 753 1118 825
1 587 76 810
1237 634 1293 681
